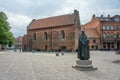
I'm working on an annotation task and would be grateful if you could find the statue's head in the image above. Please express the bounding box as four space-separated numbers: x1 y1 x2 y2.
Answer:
81 30 85 35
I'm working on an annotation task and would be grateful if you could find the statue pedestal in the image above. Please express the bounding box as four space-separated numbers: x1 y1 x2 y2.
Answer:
72 59 97 71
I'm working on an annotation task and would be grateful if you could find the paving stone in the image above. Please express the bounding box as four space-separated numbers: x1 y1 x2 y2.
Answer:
0 51 119 80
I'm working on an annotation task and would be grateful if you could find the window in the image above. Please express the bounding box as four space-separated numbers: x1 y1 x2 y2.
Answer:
103 42 106 48
103 33 106 39
106 26 109 30
115 17 120 22
61 30 65 39
117 33 120 38
112 42 114 48
93 39 96 43
92 45 94 49
111 34 114 38
102 26 106 30
33 33 36 40
111 26 114 30
116 26 119 30
106 33 110 38
109 26 111 30
118 34 120 38
96 45 98 49
44 32 47 40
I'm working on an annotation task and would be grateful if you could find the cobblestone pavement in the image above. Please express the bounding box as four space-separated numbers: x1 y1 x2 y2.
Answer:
0 51 120 80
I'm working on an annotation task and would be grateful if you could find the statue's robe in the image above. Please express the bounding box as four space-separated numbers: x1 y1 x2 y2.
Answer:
78 34 90 60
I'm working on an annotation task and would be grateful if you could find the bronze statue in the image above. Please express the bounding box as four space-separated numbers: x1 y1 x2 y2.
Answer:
78 31 90 60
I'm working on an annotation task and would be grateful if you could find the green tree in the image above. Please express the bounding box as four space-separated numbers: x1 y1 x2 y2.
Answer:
0 12 14 49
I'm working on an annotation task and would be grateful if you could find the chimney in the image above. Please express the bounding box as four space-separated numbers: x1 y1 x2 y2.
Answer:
74 9 79 14
108 14 110 18
92 14 95 18
101 14 103 18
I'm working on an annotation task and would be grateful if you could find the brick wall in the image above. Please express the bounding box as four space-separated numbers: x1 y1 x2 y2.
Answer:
27 25 76 51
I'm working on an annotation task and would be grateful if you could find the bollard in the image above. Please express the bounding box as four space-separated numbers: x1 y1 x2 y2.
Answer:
32 50 35 53
56 52 59 56
61 52 64 55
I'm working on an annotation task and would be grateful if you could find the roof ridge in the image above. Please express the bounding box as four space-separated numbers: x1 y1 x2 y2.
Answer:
27 12 77 30
35 13 74 21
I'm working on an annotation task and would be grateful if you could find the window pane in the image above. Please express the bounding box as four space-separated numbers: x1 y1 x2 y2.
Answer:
107 26 109 30
111 26 114 30
103 34 106 38
102 26 105 30
119 34 120 38
116 26 119 30
34 33 36 40
115 17 120 22
61 30 65 39
93 40 96 43
110 34 114 38
44 32 47 40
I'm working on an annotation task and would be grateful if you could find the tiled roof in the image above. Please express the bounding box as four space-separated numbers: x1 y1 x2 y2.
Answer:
28 13 77 30
96 17 113 21
85 28 100 38
96 15 120 22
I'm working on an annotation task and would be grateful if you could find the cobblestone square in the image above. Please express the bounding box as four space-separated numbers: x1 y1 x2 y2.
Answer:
0 51 120 80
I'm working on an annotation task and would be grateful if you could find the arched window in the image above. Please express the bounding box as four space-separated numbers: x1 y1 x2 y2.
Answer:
44 32 47 40
34 33 36 40
61 30 65 39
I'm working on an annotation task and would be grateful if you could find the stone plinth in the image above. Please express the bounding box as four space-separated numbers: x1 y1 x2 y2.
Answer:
72 59 97 71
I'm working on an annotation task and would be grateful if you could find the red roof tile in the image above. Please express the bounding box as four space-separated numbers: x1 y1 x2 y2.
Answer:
27 13 77 30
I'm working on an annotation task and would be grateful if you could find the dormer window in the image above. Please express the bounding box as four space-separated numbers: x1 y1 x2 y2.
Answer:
115 17 120 22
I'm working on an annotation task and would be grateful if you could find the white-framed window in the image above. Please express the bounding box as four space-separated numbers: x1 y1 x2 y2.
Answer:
115 17 120 22
102 26 106 30
106 26 109 30
103 33 106 39
111 26 114 30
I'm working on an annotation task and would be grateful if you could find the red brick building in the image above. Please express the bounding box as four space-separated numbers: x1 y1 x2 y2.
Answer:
14 36 23 49
84 14 120 50
23 10 80 51
22 34 27 51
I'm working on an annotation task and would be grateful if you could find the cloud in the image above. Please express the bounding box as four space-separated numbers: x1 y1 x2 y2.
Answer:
0 0 120 37
6 11 32 37
7 12 31 27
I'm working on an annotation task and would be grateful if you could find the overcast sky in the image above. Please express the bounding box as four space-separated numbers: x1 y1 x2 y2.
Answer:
0 0 120 37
